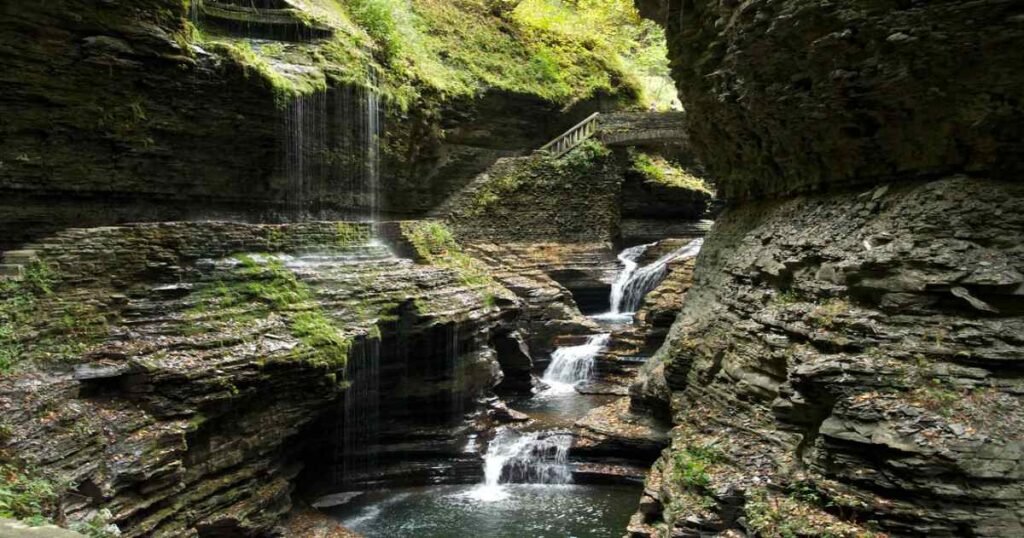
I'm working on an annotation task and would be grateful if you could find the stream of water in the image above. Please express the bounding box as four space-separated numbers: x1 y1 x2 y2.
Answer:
595 238 704 323
326 240 707 536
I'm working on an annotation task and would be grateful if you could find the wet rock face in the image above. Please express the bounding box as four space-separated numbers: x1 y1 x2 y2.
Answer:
633 177 1024 536
641 0 1024 200
0 222 513 536
0 1 619 250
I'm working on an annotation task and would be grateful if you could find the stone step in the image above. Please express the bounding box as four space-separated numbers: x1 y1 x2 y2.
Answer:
2 249 38 265
202 1 333 42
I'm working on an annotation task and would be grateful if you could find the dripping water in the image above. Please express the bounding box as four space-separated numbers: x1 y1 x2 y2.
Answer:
281 72 382 221
188 0 202 25
448 322 466 424
338 337 381 486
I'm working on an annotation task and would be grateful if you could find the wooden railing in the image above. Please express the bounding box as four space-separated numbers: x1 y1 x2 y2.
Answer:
538 112 601 158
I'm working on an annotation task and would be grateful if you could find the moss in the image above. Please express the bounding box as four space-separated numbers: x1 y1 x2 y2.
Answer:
629 150 712 194
670 444 723 490
188 255 353 369
464 139 611 217
206 40 329 105
0 261 77 374
399 221 505 308
335 222 371 246
289 311 352 369
0 463 60 524
808 298 851 329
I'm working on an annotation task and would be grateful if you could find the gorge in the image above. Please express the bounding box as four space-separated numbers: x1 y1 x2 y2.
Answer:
1 1 1022 538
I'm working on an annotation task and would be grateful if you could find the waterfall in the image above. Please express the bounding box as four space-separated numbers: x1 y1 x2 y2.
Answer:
338 338 381 486
541 333 610 392
448 322 465 423
608 243 654 315
281 74 382 220
188 0 202 25
604 238 704 316
363 72 382 223
470 427 573 501
281 92 328 212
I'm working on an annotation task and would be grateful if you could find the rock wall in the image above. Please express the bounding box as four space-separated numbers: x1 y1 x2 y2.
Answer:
0 0 633 250
639 0 1024 200
631 1 1024 536
0 221 516 536
631 177 1024 537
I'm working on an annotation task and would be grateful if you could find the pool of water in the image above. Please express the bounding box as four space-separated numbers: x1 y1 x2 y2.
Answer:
329 484 641 538
509 389 618 430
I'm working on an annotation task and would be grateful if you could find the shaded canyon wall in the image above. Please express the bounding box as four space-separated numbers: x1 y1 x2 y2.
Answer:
630 1 1024 536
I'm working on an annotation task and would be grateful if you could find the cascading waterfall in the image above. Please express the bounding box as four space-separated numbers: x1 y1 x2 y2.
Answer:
471 427 573 501
541 333 610 391
607 243 654 315
605 238 704 316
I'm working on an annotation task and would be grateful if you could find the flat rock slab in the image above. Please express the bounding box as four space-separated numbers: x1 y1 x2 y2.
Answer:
0 520 84 538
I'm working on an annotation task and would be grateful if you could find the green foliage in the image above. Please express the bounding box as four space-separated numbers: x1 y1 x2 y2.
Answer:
671 444 722 490
348 0 404 60
400 221 500 303
0 262 58 374
513 0 674 108
629 150 712 194
0 464 59 523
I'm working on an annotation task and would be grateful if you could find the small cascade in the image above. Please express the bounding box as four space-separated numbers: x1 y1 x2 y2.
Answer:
607 243 654 315
541 333 610 391
617 238 703 313
599 238 704 318
471 428 573 501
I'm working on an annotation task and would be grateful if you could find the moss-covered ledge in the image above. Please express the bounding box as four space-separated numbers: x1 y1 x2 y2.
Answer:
0 220 515 536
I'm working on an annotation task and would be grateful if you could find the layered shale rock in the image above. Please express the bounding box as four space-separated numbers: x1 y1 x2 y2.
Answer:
638 0 1024 200
0 221 516 536
631 1 1024 536
0 0 638 249
632 177 1024 537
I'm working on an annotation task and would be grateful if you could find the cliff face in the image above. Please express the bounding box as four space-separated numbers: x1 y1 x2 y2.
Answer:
632 1 1024 536
0 221 516 536
639 0 1024 200
0 0 637 250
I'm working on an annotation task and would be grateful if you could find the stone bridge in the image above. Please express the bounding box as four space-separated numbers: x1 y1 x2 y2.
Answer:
539 112 687 157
